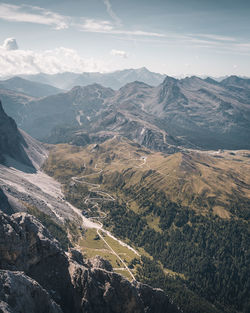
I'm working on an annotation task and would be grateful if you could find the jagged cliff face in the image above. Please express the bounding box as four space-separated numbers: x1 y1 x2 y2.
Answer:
0 212 180 313
0 188 13 215
0 100 34 168
0 100 47 174
0 270 63 313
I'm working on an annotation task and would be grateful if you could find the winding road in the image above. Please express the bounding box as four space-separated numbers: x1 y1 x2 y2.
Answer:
71 162 138 280
70 142 192 280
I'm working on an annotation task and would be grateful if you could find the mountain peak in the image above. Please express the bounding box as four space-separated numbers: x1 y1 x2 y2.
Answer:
181 76 202 82
222 75 242 83
118 80 153 95
71 83 104 92
5 76 23 82
136 66 150 73
162 75 177 85
221 75 250 88
204 77 220 85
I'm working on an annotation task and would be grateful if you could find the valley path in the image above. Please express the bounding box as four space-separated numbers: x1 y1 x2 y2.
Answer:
71 163 138 281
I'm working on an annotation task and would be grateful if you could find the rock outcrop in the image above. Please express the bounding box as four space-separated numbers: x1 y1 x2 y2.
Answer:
0 270 63 313
0 211 180 313
0 100 34 169
0 188 13 215
0 100 47 172
0 212 60 272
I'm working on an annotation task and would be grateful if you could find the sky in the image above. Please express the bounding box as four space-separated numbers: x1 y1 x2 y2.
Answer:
0 0 250 77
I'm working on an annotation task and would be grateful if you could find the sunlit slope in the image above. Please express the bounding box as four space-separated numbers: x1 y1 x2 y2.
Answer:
43 137 250 313
44 137 250 219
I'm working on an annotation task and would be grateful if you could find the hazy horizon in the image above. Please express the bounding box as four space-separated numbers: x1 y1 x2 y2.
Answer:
0 0 250 77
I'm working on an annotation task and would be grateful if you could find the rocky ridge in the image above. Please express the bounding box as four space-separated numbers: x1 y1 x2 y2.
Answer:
0 211 180 313
1 75 250 151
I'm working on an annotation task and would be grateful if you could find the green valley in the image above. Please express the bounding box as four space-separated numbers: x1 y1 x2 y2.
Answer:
43 137 250 313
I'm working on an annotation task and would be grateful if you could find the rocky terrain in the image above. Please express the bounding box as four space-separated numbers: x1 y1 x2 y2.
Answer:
0 101 78 223
1 75 250 151
1 84 115 140
0 187 12 215
0 211 180 313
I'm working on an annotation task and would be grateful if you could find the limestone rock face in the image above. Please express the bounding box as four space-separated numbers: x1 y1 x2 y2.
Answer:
87 255 113 271
0 211 180 313
0 212 60 272
69 261 178 313
0 270 62 313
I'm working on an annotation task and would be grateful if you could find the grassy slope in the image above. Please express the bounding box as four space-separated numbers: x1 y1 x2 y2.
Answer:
44 137 250 219
43 137 250 313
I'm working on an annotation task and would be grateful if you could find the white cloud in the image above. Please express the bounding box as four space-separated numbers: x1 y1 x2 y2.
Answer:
122 30 165 37
0 3 69 30
110 49 128 58
103 0 122 26
0 42 110 77
80 18 165 37
236 43 250 49
0 3 165 38
82 19 113 32
3 38 19 50
191 33 236 42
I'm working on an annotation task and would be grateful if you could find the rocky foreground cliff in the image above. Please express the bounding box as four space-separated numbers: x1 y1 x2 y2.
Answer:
0 211 180 313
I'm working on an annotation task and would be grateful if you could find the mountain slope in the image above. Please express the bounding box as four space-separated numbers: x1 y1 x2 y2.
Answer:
0 88 34 129
0 100 37 170
130 76 250 149
0 84 115 140
43 137 250 313
221 75 250 89
2 75 250 151
0 76 62 98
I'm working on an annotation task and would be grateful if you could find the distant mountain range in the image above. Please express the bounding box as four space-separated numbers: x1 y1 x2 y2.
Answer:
19 67 166 90
0 76 63 98
1 74 249 151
